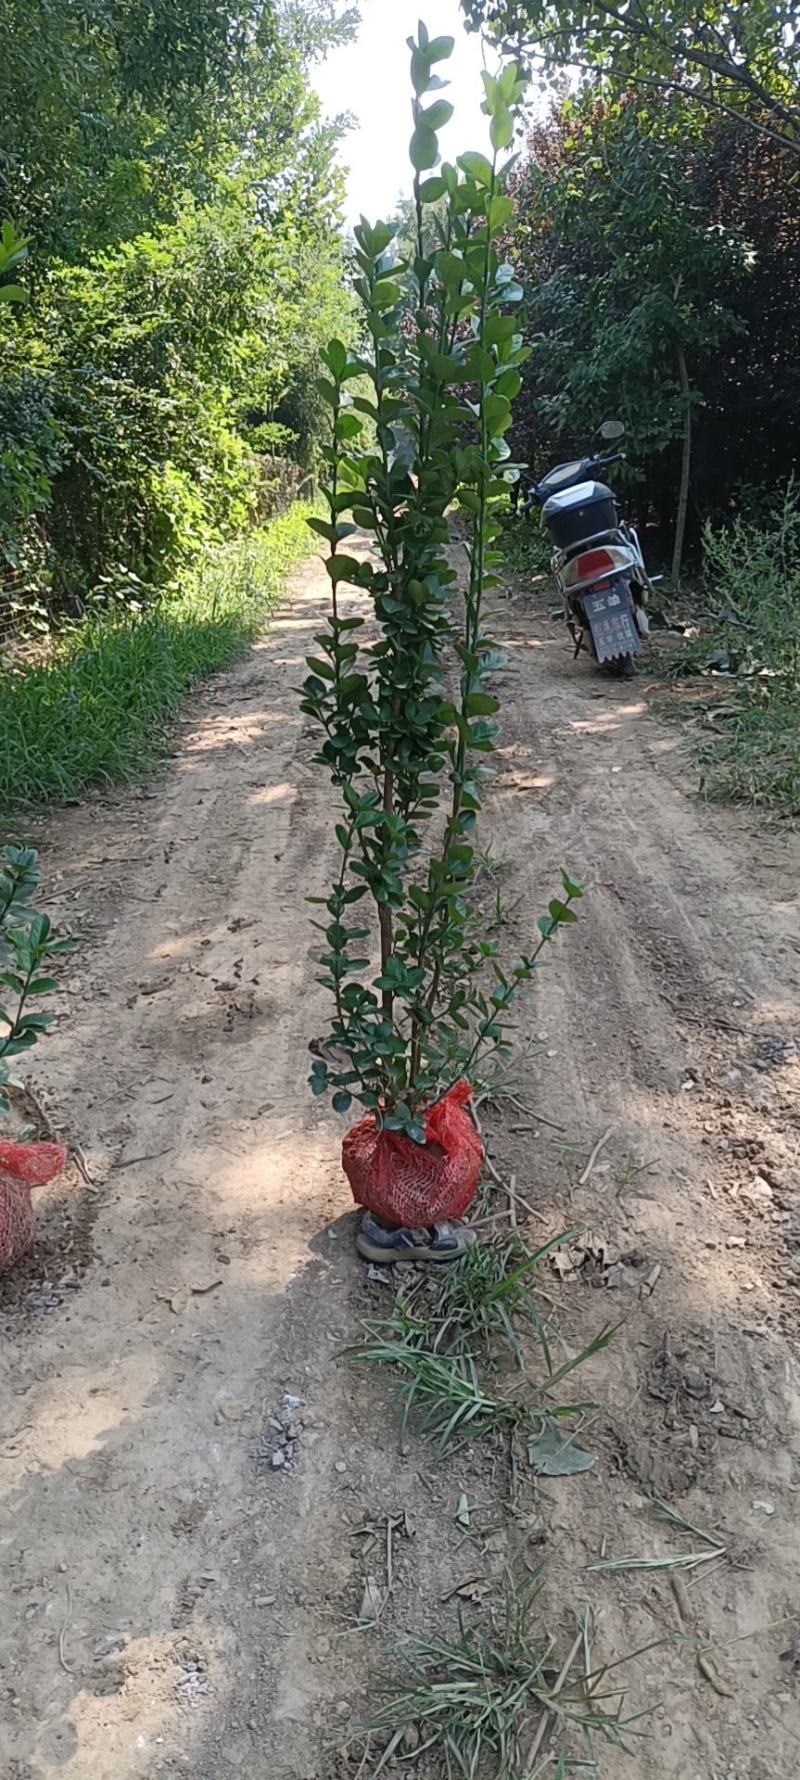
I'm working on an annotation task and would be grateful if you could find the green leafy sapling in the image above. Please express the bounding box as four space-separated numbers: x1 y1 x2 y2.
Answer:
0 845 73 1117
302 26 582 1141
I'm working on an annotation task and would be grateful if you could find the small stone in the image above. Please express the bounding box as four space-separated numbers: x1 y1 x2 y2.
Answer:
94 1633 128 1660
400 1725 420 1754
683 1368 709 1399
316 1637 331 1659
270 1449 286 1470
334 1460 347 1475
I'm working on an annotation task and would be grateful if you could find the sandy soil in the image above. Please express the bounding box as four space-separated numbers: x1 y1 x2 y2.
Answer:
1 551 799 1780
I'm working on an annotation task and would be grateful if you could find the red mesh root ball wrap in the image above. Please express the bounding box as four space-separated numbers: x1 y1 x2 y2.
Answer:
0 1141 68 1272
342 1081 482 1227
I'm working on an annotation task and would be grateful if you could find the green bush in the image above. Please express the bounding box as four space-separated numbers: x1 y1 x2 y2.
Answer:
704 484 800 683
675 488 800 817
0 505 314 811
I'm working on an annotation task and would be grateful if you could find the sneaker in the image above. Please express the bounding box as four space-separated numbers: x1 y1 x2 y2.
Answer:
356 1211 477 1266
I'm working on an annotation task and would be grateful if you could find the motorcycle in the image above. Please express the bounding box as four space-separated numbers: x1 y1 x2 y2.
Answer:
522 421 654 678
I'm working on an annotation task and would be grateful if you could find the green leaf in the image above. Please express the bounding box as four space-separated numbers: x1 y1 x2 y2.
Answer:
410 123 438 171
485 312 517 344
548 898 578 925
487 194 514 231
484 393 512 434
490 106 514 153
306 516 338 541
464 692 500 716
561 871 584 900
325 555 362 584
418 176 446 202
422 99 453 131
327 338 347 378
457 150 494 187
427 34 455 62
528 1432 595 1476
494 368 522 399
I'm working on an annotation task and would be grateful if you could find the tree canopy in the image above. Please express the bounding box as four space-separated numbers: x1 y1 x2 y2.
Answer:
0 0 357 607
462 0 800 152
505 87 800 561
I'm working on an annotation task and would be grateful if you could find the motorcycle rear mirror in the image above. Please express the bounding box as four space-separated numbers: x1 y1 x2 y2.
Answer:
599 419 625 442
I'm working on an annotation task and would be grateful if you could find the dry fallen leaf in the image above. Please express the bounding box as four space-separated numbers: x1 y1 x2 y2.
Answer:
358 1576 385 1622
441 1576 492 1604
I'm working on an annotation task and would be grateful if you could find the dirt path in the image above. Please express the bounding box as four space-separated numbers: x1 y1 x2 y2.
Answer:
2 555 799 1780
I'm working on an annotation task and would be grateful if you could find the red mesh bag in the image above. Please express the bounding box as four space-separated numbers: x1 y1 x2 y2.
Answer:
0 1141 67 1273
342 1080 482 1226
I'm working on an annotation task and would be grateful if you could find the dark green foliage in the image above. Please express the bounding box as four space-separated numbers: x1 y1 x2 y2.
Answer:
508 97 744 541
505 91 800 562
302 34 581 1129
463 0 800 157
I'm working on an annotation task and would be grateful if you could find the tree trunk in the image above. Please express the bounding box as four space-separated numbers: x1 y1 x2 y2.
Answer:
672 344 691 589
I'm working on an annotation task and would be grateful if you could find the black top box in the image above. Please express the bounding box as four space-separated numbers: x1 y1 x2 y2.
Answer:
542 480 618 551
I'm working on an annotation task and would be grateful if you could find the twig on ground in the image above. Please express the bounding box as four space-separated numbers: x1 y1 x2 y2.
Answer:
505 1093 565 1132
523 1625 584 1772
113 1147 173 1170
579 1128 613 1187
58 1580 74 1674
509 1171 517 1228
24 1085 98 1187
468 1100 545 1224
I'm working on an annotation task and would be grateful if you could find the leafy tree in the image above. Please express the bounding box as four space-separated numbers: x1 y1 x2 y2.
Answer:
0 0 354 261
509 94 748 577
463 0 800 154
0 1 355 601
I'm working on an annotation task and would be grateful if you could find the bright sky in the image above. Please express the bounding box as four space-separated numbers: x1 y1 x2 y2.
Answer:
313 0 494 224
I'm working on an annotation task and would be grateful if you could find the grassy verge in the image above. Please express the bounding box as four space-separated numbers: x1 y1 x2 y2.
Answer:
662 641 800 819
0 505 315 812
695 688 800 816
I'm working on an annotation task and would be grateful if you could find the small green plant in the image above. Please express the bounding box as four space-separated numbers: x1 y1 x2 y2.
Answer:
368 1578 647 1777
303 26 581 1137
406 1232 566 1367
0 845 73 1115
346 1234 616 1455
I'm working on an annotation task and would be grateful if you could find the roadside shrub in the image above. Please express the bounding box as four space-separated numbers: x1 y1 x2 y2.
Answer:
704 484 800 684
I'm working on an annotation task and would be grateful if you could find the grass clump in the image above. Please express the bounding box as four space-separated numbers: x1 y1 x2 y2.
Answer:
346 1235 615 1455
369 1578 647 1777
695 689 800 816
0 504 314 812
